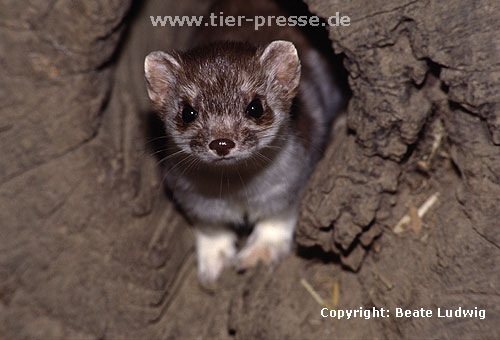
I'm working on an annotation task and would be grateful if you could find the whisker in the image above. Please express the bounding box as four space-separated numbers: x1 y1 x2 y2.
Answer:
155 149 187 168
172 154 199 193
219 168 224 200
236 168 250 209
143 135 170 147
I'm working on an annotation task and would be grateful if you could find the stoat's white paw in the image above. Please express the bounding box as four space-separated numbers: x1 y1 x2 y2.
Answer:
195 229 236 286
235 214 295 270
235 238 291 270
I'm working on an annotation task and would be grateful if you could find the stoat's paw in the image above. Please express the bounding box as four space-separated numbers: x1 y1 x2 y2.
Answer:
235 239 291 270
235 217 294 271
196 229 236 287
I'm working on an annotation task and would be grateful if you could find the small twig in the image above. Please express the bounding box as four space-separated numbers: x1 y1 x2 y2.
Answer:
409 205 421 235
394 192 440 234
418 192 439 217
371 267 394 290
332 280 339 307
301 278 328 308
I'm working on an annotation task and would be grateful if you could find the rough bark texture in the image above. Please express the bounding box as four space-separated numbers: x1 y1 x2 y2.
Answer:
0 1 202 338
297 0 500 272
1 0 499 339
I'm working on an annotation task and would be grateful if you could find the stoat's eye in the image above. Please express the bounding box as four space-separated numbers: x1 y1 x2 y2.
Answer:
245 98 263 119
181 103 198 124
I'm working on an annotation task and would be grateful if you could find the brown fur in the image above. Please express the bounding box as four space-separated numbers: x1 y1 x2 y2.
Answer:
145 40 301 165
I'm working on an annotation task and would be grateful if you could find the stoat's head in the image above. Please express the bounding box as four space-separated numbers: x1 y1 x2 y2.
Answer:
144 40 301 165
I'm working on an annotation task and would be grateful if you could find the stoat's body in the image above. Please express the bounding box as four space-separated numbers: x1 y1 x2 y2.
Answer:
144 0 341 284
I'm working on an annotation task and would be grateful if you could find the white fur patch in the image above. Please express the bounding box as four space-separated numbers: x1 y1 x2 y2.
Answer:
252 213 296 243
195 228 236 284
236 210 297 268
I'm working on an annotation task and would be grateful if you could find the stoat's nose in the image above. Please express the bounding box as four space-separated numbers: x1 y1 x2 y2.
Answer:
209 138 235 157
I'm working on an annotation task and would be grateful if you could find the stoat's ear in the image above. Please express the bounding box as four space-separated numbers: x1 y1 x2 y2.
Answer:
144 51 180 106
259 40 301 99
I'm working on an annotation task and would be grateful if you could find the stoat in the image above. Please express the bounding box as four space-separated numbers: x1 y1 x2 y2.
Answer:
144 2 340 285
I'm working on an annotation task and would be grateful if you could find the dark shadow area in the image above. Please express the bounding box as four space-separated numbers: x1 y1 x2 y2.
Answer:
274 0 352 112
99 0 147 70
296 244 341 264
